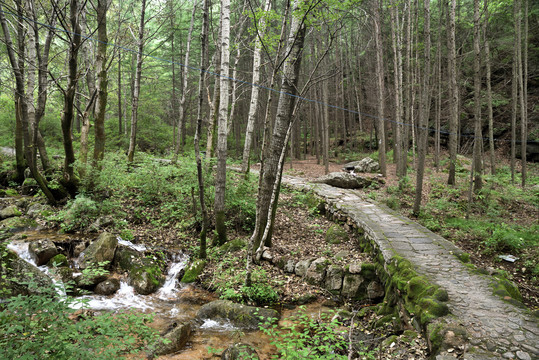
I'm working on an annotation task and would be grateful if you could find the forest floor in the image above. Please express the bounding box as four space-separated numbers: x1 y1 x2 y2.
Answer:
273 153 539 311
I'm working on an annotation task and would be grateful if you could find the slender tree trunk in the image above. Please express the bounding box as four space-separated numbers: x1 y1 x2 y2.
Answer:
434 0 442 171
483 0 494 175
511 0 518 184
195 0 210 259
60 0 82 195
128 0 147 163
517 0 527 187
214 0 231 245
447 0 458 185
241 0 271 174
472 0 482 192
173 1 197 160
372 0 386 176
390 1 404 178
413 0 430 215
250 0 306 254
403 0 412 174
118 52 123 135
93 0 108 166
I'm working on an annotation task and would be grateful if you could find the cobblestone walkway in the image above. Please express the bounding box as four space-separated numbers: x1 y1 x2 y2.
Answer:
280 174 539 360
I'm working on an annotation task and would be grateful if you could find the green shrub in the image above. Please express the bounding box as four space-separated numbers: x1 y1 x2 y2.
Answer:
0 270 159 359
261 307 375 359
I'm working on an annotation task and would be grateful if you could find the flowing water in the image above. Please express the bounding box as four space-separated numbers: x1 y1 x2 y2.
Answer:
5 232 332 359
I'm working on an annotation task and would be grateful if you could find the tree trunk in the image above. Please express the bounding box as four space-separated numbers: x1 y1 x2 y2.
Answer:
118 52 123 135
372 0 386 176
127 0 147 163
413 0 430 215
241 0 271 174
447 0 458 185
472 0 482 192
60 0 82 195
93 0 108 167
484 0 494 175
517 0 526 187
250 0 306 254
173 1 196 160
195 0 210 259
511 0 518 184
390 1 404 178
214 0 231 246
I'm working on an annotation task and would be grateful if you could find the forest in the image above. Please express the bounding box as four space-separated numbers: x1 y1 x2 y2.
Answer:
0 0 538 358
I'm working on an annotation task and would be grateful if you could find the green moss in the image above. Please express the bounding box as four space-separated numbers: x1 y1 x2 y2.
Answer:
491 276 523 302
427 322 445 354
419 298 449 324
181 259 207 283
360 263 376 280
220 239 247 253
455 251 470 263
434 288 449 302
401 330 419 344
325 224 348 244
0 217 38 231
48 254 68 267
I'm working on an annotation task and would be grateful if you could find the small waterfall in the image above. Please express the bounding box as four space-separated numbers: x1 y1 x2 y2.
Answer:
75 281 152 311
117 237 147 252
157 253 188 300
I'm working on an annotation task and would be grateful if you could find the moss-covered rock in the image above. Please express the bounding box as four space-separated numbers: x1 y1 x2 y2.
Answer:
48 253 68 267
0 216 38 232
114 246 141 272
491 276 523 303
196 300 279 329
129 257 165 295
220 239 247 253
325 224 348 244
29 238 58 266
0 205 21 220
151 321 192 357
1 248 54 298
180 259 207 283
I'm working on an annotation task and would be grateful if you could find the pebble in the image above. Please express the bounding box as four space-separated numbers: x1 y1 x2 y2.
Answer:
516 351 531 360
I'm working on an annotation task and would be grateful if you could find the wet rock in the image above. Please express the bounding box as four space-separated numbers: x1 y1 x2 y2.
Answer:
1 248 54 297
94 278 121 295
196 300 279 329
305 257 328 285
221 343 259 360
312 172 375 189
343 157 380 173
151 321 192 357
294 258 313 277
0 205 21 220
73 242 86 257
114 245 141 272
29 238 58 266
88 216 115 233
324 265 343 293
325 225 348 244
78 232 118 270
0 216 37 232
128 256 165 295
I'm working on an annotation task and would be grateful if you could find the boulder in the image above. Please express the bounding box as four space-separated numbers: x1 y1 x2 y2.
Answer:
48 254 68 267
26 203 53 218
343 157 380 173
78 232 118 270
29 238 59 266
114 245 141 272
197 300 279 329
305 257 328 285
0 216 37 232
151 321 192 357
221 343 259 360
284 259 296 274
1 248 54 297
94 278 121 295
294 259 313 277
128 256 165 295
180 259 207 283
0 205 21 220
324 265 343 293
313 172 375 189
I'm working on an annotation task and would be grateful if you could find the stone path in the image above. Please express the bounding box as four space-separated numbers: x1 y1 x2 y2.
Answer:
279 173 538 360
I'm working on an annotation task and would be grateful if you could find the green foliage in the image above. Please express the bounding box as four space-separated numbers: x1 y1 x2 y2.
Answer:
0 257 159 359
0 94 15 147
48 194 99 232
260 307 375 359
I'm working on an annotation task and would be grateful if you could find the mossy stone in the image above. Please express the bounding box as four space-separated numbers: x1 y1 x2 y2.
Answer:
48 254 68 267
434 288 449 302
129 257 165 295
0 216 38 232
181 259 207 283
455 251 470 263
401 330 419 344
406 276 434 301
493 277 522 302
419 298 449 325
325 224 348 244
220 239 247 253
360 263 376 280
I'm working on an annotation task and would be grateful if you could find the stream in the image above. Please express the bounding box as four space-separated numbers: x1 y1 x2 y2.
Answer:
5 230 332 359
